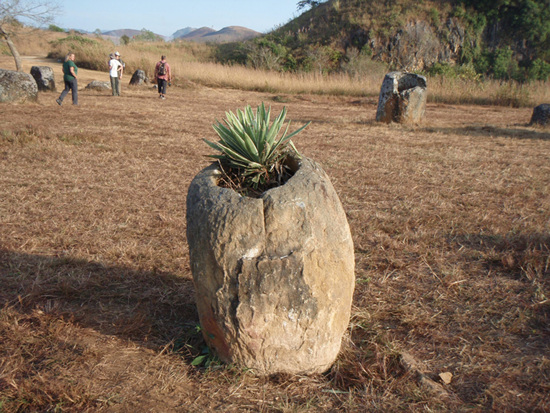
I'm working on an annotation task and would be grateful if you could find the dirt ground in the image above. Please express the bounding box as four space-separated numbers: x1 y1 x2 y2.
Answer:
0 55 549 412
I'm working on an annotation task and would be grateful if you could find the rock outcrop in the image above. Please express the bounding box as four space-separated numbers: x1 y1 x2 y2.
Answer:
186 157 355 375
376 72 427 124
0 69 38 103
30 66 56 91
377 18 471 71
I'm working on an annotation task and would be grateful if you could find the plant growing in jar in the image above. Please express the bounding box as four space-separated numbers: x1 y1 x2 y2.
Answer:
203 102 310 196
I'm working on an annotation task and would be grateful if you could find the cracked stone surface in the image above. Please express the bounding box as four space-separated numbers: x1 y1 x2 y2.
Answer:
186 157 355 374
0 69 38 103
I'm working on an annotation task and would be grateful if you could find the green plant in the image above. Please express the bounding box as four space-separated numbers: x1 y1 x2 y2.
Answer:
48 24 65 32
204 103 310 193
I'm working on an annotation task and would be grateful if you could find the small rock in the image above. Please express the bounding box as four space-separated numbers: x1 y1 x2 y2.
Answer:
85 80 111 91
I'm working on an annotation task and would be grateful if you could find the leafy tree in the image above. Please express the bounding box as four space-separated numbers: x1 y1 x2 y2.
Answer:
527 58 550 81
133 28 163 42
460 0 550 60
120 34 130 45
48 24 64 32
297 0 327 11
0 0 60 71
491 47 518 79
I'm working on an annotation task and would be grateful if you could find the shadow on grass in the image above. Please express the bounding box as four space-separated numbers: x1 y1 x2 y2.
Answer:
0 248 199 351
422 125 550 140
448 231 550 340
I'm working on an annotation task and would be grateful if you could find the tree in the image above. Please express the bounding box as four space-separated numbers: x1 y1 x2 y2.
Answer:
297 0 326 11
0 0 60 71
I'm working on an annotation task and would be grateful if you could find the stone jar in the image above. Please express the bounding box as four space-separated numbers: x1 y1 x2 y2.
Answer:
0 69 38 103
30 66 56 91
186 156 355 375
376 71 427 124
529 103 550 126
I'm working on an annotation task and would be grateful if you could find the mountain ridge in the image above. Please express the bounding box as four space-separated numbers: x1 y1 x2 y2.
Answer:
94 26 261 44
174 26 261 43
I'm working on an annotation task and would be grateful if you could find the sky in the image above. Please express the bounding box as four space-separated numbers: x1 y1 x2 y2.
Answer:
53 0 304 37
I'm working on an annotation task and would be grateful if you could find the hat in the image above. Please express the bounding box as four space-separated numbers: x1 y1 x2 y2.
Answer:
109 53 114 59
115 51 120 56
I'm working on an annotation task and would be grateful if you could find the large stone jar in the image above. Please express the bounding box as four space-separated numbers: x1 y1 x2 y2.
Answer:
186 156 355 375
376 71 427 124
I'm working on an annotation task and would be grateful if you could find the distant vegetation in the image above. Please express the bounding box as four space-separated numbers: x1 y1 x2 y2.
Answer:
216 0 550 82
47 24 65 33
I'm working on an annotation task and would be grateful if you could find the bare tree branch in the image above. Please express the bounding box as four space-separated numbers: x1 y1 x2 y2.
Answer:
0 0 61 71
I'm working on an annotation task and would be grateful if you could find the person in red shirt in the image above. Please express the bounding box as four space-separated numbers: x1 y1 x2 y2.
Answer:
154 55 172 100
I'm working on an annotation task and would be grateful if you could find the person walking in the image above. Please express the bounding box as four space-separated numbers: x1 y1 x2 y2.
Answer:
108 53 123 96
56 52 78 105
154 55 171 100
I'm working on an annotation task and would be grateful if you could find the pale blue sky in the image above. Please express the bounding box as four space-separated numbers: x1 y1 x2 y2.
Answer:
53 0 304 36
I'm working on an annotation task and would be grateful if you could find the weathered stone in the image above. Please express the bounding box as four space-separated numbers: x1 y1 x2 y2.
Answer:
30 66 56 91
85 80 111 91
529 104 550 126
129 69 149 85
376 72 427 124
0 69 38 103
186 156 355 375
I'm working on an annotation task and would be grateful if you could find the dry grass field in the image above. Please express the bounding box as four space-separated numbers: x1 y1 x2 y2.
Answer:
0 55 549 412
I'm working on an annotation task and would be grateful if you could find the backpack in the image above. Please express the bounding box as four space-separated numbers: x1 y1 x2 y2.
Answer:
158 62 166 76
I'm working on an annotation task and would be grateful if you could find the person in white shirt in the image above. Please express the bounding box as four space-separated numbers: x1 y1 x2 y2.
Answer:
108 53 123 96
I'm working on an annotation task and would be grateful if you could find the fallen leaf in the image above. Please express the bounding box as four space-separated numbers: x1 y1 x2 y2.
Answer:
439 372 453 385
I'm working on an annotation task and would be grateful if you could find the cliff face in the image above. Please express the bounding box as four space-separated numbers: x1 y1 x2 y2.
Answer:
371 18 471 71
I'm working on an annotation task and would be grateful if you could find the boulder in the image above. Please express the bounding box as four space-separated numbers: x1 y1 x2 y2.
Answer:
129 69 149 86
376 71 427 124
529 104 550 126
30 66 56 91
0 69 38 103
85 80 111 91
186 156 355 375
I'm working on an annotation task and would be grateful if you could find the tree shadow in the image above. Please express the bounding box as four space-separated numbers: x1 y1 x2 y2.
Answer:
421 124 550 140
447 231 550 339
0 248 199 351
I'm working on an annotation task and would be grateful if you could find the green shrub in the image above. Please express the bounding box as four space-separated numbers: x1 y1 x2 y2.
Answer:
48 24 65 33
527 58 550 81
429 7 440 26
492 47 518 80
426 62 481 80
204 103 310 194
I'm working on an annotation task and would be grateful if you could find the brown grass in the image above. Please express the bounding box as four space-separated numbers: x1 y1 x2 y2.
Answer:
0 54 549 412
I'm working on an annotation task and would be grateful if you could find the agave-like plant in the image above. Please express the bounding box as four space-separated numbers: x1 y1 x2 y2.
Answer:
204 103 310 191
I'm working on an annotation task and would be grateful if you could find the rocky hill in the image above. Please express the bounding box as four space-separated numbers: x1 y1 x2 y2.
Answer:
171 27 198 39
252 0 550 80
